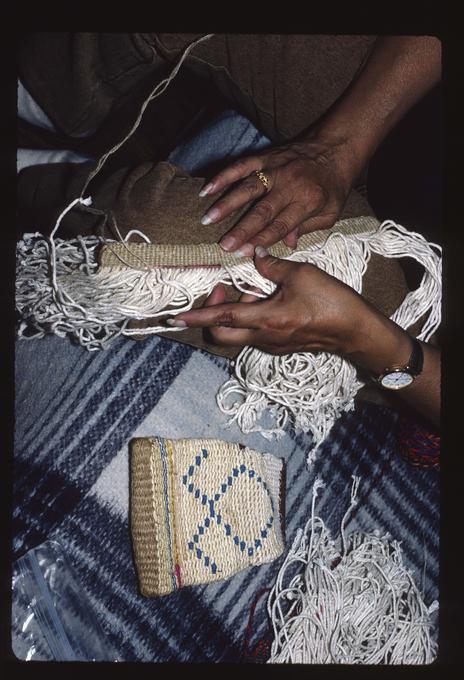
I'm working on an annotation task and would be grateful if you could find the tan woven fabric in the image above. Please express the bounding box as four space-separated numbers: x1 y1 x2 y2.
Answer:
130 437 285 597
98 216 411 363
99 216 378 269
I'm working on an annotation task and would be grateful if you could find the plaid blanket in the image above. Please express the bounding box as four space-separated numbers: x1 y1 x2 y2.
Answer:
13 106 439 663
13 332 439 662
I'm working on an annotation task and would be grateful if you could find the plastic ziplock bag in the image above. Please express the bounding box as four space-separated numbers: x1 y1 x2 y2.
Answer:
11 539 121 661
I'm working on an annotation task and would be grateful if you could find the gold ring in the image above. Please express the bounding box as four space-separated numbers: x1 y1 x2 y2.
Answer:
255 170 270 191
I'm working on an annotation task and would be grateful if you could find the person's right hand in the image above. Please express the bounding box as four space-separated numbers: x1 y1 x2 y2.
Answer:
167 247 440 427
168 247 413 373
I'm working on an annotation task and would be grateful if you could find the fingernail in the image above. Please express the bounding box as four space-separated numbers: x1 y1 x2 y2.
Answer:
234 242 255 257
201 207 220 225
199 182 214 197
255 246 269 258
166 318 188 328
219 235 237 251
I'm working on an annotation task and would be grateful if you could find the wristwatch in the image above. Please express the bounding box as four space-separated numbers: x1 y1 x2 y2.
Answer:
376 337 424 390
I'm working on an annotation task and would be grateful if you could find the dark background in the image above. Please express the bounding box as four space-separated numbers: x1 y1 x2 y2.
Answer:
368 84 443 292
368 84 442 247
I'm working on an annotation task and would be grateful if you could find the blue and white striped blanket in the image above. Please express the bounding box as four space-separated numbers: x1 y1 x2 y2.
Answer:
13 107 439 663
13 331 439 662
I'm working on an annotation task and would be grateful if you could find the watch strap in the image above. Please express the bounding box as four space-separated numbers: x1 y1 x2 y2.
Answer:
405 337 424 377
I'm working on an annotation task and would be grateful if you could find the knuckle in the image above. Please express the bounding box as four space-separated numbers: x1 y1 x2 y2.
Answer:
242 180 262 199
268 217 292 238
306 184 326 209
250 200 274 221
270 315 291 333
300 214 335 235
293 262 312 281
215 311 236 327
233 158 253 173
212 199 227 213
229 225 251 243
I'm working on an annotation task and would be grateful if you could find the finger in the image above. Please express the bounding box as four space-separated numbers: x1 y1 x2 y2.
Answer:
298 210 339 235
205 325 258 347
198 156 264 197
204 284 226 307
283 226 299 249
245 204 304 250
165 300 265 329
201 172 271 230
206 326 285 354
246 192 334 249
254 246 298 284
218 195 289 253
239 286 266 303
205 283 264 309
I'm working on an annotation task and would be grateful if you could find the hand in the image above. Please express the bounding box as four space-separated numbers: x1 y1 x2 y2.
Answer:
167 248 441 427
168 246 441 425
167 247 408 364
198 137 359 255
197 36 441 258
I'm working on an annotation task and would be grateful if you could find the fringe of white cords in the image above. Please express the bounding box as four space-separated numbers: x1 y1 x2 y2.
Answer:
16 208 441 458
266 477 438 664
14 31 442 456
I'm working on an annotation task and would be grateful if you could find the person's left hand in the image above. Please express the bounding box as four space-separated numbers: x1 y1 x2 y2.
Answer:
197 137 357 255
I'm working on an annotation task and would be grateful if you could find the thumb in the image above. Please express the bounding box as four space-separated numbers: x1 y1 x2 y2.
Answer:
204 283 226 307
254 246 294 284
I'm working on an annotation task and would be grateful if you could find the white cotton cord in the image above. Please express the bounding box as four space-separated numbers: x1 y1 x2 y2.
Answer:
15 34 441 456
216 225 441 456
101 214 156 272
16 221 441 445
49 196 93 239
266 477 437 665
357 220 442 342
16 230 127 350
79 33 215 200
28 33 216 323
44 197 105 333
17 34 218 347
124 229 152 244
49 196 93 285
218 347 361 447
16 232 233 348
339 475 361 558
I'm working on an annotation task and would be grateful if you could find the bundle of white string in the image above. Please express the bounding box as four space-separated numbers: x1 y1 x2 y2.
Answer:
267 477 438 665
14 30 442 455
218 221 441 454
16 212 441 454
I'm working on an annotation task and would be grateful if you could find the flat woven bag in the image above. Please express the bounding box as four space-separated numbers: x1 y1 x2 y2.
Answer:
130 436 285 597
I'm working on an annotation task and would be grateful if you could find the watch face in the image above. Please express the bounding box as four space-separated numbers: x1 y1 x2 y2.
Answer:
381 371 414 390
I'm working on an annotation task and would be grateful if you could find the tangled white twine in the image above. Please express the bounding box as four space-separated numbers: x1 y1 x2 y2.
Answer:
217 221 441 453
15 219 441 452
16 230 237 349
267 477 438 665
14 29 442 454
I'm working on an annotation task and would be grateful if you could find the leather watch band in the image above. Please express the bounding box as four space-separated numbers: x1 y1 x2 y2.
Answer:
406 338 424 377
